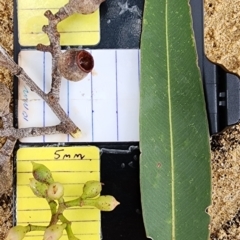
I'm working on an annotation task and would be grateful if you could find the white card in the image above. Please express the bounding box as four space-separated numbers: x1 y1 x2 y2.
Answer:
18 49 140 143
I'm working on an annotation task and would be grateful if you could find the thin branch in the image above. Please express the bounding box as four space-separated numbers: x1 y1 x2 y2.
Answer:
0 113 72 166
36 0 104 99
0 125 70 139
37 10 62 102
2 113 13 129
0 47 81 138
2 113 76 138
0 137 17 165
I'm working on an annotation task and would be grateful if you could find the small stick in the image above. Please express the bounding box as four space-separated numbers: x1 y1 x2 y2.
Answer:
0 125 70 139
36 0 105 100
0 47 81 138
37 10 62 102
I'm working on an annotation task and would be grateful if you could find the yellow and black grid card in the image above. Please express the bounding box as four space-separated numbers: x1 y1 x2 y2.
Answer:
16 146 100 240
17 0 100 46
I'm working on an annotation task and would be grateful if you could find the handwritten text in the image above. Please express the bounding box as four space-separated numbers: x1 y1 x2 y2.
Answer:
54 149 85 160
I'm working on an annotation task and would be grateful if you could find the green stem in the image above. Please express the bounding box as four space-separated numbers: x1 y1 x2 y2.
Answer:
59 214 71 224
66 223 79 240
66 224 74 237
49 199 67 225
80 198 97 207
47 199 57 215
64 197 81 208
58 197 64 204
26 224 47 232
65 197 98 208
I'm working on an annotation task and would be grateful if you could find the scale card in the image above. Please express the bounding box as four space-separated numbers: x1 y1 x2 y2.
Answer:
16 146 100 240
18 49 140 143
17 0 100 46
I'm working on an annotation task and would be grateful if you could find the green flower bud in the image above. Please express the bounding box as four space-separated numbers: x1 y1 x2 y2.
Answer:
43 223 66 240
29 178 48 198
81 195 120 211
47 182 64 200
95 195 120 211
5 226 27 240
32 162 54 184
81 180 102 199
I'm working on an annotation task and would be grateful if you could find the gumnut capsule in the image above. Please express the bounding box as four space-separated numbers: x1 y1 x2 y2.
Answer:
47 182 64 200
82 195 120 211
58 49 94 82
81 180 102 199
43 223 66 240
32 162 54 184
5 226 27 240
0 82 10 117
29 178 48 198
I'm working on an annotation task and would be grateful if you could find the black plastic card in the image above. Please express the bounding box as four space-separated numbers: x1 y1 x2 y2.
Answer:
13 0 145 239
12 0 236 240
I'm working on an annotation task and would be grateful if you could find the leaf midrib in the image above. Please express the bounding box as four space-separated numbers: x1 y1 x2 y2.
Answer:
165 1 175 239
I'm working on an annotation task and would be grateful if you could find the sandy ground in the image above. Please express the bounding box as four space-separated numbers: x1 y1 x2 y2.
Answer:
0 1 14 239
205 0 240 239
0 0 240 239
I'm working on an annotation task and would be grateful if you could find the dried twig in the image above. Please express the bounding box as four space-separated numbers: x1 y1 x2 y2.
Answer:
0 46 81 137
0 0 105 194
36 0 104 101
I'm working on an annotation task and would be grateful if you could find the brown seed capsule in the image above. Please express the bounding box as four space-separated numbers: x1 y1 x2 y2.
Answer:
58 49 94 82
0 82 10 117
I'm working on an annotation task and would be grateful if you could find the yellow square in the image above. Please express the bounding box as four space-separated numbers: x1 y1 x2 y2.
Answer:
16 146 101 240
17 0 100 46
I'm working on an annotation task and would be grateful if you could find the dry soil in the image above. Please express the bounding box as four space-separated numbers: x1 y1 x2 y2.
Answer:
0 0 240 239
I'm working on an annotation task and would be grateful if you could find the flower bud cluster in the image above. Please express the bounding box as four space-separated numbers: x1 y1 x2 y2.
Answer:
6 161 120 240
30 162 65 201
80 181 120 211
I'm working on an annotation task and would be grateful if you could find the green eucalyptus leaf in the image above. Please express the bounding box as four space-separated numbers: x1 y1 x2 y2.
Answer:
140 1 211 240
